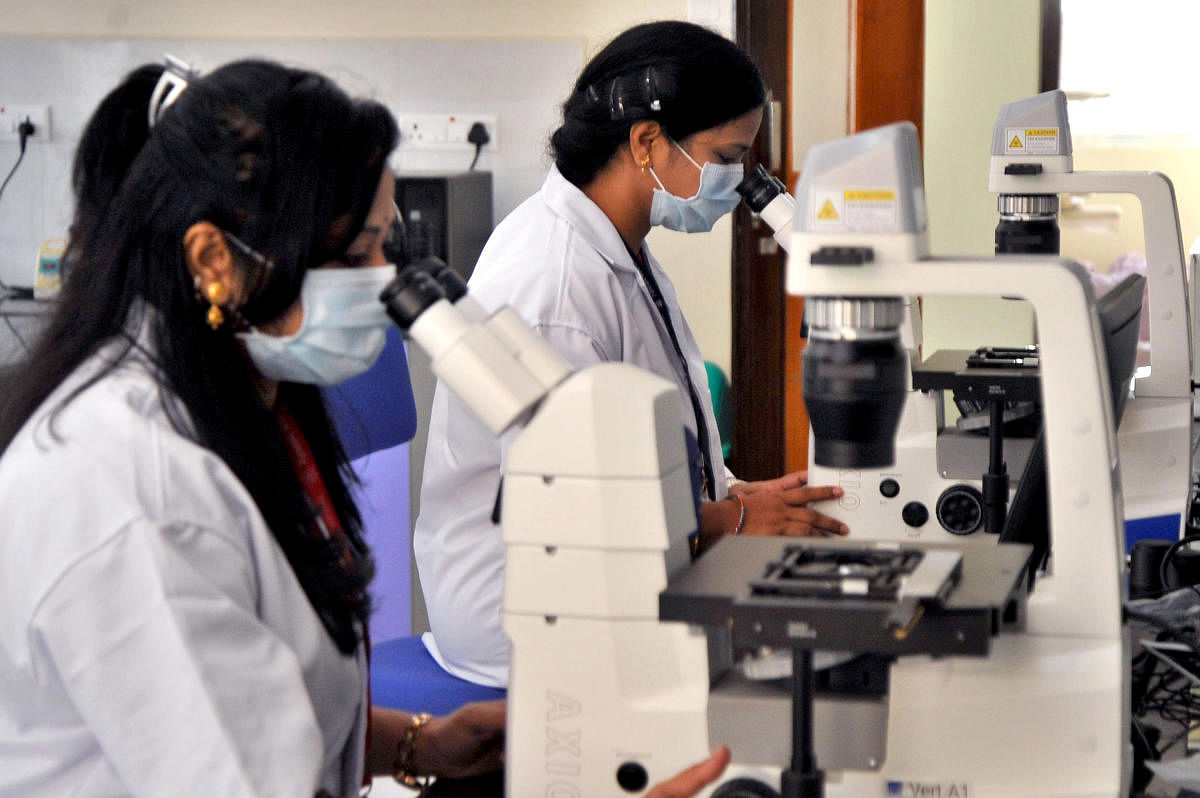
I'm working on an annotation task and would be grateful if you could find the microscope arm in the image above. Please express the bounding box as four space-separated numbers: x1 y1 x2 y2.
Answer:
990 170 1190 398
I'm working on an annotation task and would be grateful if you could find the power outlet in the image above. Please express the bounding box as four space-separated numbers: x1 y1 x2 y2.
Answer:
0 105 51 143
397 113 498 151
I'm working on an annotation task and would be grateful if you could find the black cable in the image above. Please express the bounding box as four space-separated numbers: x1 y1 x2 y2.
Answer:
1126 604 1200 658
0 117 33 210
1161 722 1198 753
3 313 29 353
466 121 490 172
1132 716 1161 759
0 119 37 301
0 145 26 207
1125 602 1200 758
1159 535 1200 595
1130 632 1200 751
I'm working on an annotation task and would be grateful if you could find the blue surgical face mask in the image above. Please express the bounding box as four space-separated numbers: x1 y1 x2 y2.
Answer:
238 264 396 385
648 139 745 233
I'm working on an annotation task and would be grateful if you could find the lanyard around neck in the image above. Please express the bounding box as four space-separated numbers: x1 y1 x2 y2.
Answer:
626 246 716 501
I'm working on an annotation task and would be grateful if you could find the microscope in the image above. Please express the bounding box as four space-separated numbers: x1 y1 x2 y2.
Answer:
989 89 1192 542
385 121 1128 796
671 122 1127 797
740 89 1190 549
382 259 711 797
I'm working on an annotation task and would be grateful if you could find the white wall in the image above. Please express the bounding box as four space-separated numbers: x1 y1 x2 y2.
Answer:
0 0 751 374
0 0 679 52
0 0 1062 398
792 0 850 169
1055 0 1200 269
922 0 1043 354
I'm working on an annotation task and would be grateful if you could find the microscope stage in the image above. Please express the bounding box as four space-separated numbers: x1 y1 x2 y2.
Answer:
660 537 1031 657
749 545 960 601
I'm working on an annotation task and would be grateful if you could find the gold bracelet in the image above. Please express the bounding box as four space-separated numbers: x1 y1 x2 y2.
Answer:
392 711 433 792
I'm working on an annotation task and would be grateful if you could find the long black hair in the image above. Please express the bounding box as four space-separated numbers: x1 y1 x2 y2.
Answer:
0 59 399 654
550 21 766 187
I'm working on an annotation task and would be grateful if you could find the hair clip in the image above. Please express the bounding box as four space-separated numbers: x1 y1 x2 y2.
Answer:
604 67 663 120
608 77 626 120
148 54 197 129
642 67 662 112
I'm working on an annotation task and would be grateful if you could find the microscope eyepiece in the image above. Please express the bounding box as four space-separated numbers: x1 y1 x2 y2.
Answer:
380 266 446 330
408 256 469 302
736 163 789 214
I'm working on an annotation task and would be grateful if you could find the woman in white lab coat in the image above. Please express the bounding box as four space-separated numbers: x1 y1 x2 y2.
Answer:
415 21 850 689
0 59 515 798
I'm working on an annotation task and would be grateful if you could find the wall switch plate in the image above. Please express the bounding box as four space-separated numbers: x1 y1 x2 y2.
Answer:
0 105 51 143
397 113 498 151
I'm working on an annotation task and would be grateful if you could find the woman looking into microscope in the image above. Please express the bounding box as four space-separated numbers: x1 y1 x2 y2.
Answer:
414 20 849 691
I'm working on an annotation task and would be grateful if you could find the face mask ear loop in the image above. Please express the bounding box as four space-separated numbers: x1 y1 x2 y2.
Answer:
637 142 669 191
671 138 704 171
647 165 667 192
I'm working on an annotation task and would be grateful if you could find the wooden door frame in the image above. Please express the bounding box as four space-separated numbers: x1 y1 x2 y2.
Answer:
849 0 924 138
731 0 790 481
1040 0 1061 92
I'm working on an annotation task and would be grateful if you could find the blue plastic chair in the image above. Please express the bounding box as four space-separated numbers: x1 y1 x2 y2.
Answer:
370 637 506 715
326 330 504 714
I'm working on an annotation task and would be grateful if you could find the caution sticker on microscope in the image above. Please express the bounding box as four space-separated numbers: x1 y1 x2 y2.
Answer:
812 187 898 232
1005 126 1060 155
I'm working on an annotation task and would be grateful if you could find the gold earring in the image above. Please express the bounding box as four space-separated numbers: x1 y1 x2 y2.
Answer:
205 281 229 330
639 154 651 173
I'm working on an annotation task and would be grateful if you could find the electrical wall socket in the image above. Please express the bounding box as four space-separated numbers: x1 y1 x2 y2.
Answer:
0 105 51 143
397 113 498 151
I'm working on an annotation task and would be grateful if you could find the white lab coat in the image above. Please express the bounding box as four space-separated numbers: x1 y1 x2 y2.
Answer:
0 335 366 797
415 166 729 687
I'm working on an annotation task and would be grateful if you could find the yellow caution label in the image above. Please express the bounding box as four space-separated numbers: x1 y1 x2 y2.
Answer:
844 189 896 201
818 199 840 220
1005 126 1058 155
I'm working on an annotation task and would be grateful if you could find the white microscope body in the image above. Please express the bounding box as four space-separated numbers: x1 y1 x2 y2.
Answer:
388 268 713 796
775 123 1128 797
390 117 1128 796
746 166 1025 547
989 89 1192 539
791 90 1191 546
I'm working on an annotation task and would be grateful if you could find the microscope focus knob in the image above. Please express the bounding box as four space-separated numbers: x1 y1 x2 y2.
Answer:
616 762 648 793
901 501 929 527
936 484 985 535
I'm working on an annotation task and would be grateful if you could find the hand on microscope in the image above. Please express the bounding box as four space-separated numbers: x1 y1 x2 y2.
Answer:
645 746 731 798
696 471 847 552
